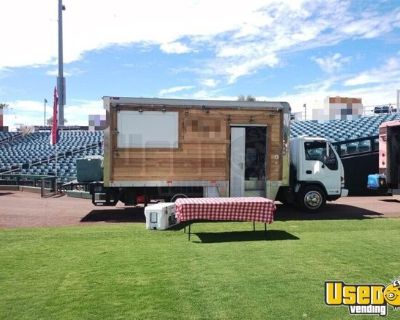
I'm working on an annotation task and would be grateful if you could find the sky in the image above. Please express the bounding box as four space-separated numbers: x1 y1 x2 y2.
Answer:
0 0 400 130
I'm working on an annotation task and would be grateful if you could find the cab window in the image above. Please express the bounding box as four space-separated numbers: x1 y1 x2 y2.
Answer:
304 141 338 170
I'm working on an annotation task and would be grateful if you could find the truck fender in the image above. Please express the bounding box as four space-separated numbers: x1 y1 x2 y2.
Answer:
296 181 328 197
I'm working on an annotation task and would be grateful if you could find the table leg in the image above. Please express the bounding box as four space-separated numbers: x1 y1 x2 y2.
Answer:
188 223 191 241
253 221 255 231
184 225 186 233
264 223 267 238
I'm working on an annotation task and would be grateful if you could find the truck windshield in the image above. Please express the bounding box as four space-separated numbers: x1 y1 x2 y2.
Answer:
304 141 338 170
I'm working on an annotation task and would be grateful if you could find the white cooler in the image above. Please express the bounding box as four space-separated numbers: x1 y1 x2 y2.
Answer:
144 202 178 230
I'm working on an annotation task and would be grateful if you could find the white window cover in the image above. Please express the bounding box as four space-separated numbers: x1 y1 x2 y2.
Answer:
117 111 179 148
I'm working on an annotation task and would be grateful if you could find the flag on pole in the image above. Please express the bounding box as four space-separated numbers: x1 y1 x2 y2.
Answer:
50 87 59 145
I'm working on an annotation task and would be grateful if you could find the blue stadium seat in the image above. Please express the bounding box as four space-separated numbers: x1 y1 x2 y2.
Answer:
0 130 104 181
291 113 400 143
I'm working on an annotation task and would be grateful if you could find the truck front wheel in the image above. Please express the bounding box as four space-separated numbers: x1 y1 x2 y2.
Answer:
298 186 326 212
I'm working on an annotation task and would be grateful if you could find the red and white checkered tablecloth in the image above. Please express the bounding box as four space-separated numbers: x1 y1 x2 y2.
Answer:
175 197 276 224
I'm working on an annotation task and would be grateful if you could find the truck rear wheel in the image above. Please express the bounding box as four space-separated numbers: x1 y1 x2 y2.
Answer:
298 186 326 212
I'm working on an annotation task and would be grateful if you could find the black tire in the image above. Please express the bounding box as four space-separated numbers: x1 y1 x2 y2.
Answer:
297 185 326 212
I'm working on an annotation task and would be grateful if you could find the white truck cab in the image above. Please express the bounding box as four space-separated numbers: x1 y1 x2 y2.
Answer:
278 136 348 211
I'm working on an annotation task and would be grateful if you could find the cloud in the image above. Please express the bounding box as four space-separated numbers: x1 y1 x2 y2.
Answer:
285 71 400 114
313 53 351 74
159 85 195 96
7 100 46 114
1 0 399 85
345 56 400 86
0 68 12 79
200 79 219 88
162 57 400 116
65 100 104 125
160 42 192 54
46 67 85 77
0 0 273 69
339 10 400 39
194 1 400 83
3 99 104 130
225 54 279 83
3 100 50 130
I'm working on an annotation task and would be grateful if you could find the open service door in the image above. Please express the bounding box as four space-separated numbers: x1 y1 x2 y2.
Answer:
230 127 246 196
230 126 267 197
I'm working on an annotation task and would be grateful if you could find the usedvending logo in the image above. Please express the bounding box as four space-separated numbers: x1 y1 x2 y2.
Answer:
325 279 400 316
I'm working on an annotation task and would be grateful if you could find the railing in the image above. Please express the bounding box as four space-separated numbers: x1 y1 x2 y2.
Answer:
0 132 23 145
332 135 379 158
0 141 102 176
0 174 57 197
26 141 102 171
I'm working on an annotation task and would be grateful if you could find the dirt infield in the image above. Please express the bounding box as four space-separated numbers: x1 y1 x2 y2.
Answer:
0 190 399 228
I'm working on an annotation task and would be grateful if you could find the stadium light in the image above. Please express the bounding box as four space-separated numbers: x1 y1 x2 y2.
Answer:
57 0 66 126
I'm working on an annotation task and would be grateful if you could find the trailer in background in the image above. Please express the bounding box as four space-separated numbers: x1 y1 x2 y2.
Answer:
368 120 400 195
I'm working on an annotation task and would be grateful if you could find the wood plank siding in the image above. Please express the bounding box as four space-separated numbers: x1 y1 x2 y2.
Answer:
108 107 283 183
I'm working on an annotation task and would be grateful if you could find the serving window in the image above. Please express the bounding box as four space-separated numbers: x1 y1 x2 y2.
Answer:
117 111 179 148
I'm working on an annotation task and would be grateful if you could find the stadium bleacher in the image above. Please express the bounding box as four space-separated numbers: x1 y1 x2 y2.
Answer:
0 130 102 182
290 113 400 142
0 131 18 142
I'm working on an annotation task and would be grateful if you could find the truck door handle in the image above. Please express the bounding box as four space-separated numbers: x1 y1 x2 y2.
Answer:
306 170 312 174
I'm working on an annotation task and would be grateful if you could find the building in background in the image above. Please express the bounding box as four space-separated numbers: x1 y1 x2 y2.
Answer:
312 96 363 121
327 96 363 120
88 114 106 131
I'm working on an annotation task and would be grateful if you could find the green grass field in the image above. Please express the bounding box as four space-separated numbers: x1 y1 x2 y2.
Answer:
1 218 400 320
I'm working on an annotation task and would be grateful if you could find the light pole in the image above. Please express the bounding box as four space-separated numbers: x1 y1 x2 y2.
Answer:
58 0 66 126
43 98 47 126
